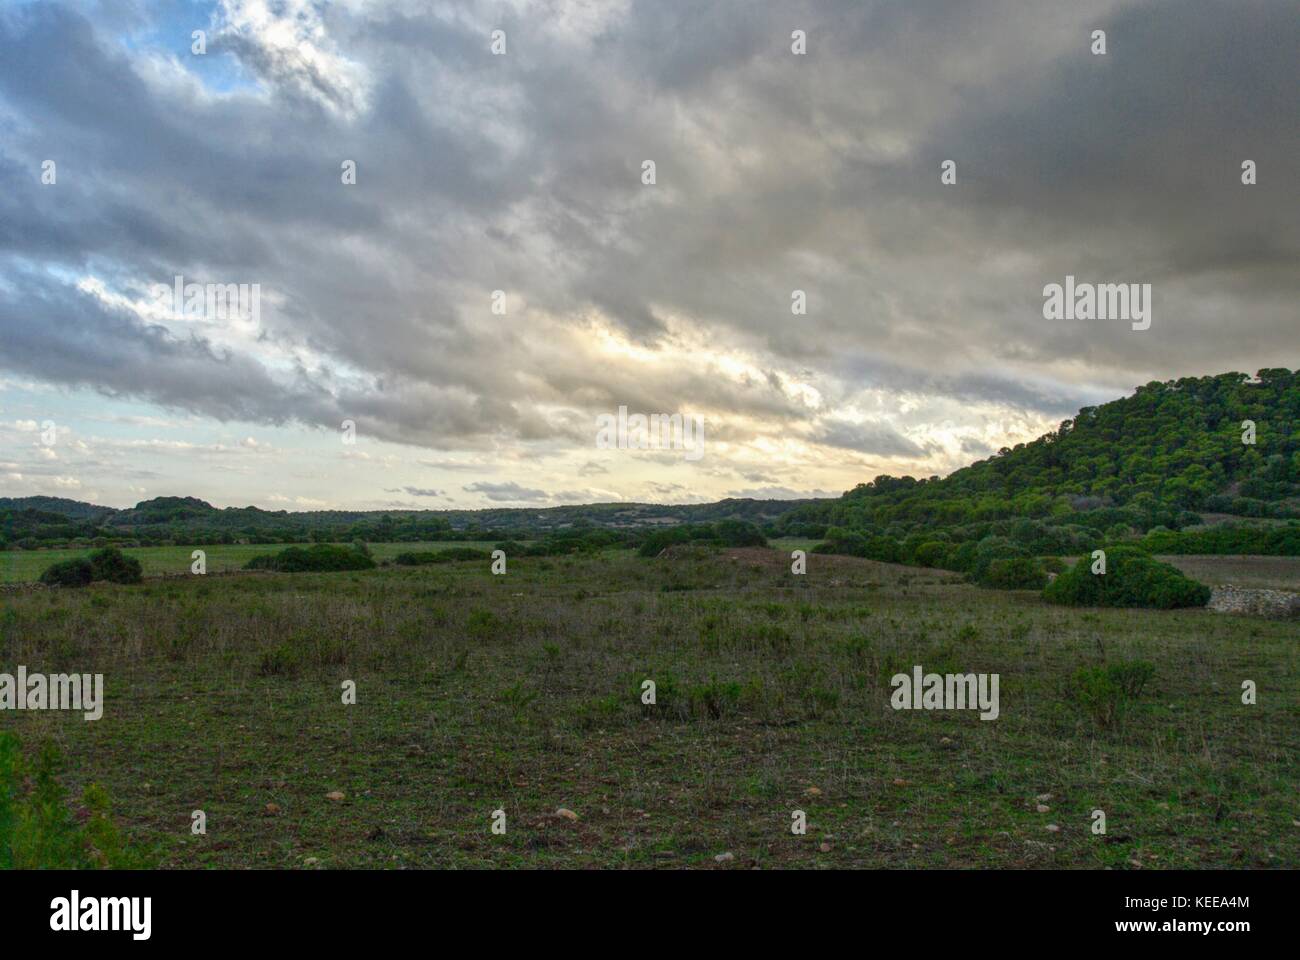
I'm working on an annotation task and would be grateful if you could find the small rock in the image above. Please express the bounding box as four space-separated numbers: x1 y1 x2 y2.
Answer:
325 791 345 801
892 778 909 787
265 802 281 815
556 807 579 821
1036 804 1050 813
805 786 822 796
1045 824 1060 833
1036 793 1052 802
940 737 953 745
715 852 735 863
304 857 320 867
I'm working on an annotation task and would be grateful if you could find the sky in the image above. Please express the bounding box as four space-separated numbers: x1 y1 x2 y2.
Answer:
0 0 1295 511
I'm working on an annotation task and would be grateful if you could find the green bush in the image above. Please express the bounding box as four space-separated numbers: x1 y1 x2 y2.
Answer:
88 546 143 584
1044 546 1210 609
639 521 766 558
394 547 489 566
813 533 900 562
258 642 302 677
394 551 438 566
977 557 1047 590
0 732 149 868
1069 660 1156 728
712 519 767 548
913 541 949 568
968 536 1028 582
638 528 692 558
39 557 94 588
244 544 375 573
466 608 502 639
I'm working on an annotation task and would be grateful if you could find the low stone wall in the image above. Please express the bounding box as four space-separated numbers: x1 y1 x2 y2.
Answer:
1207 584 1300 619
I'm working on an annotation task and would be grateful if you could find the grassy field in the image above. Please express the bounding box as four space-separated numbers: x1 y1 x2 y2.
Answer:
0 542 503 584
1158 555 1300 592
1 545 1296 869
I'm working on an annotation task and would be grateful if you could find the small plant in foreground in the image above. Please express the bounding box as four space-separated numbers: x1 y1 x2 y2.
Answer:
0 732 150 868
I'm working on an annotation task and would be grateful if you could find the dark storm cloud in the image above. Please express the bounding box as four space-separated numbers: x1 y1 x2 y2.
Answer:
0 0 1293 460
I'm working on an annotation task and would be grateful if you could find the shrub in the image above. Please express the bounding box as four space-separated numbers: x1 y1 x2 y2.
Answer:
258 642 302 677
0 732 149 868
39 558 94 588
978 557 1048 590
466 609 502 639
638 528 692 558
88 547 143 584
968 536 1027 582
393 551 438 566
712 519 767 548
243 544 375 573
1068 660 1156 728
1044 546 1210 609
913 541 949 568
946 540 979 573
394 548 488 566
1070 666 1123 727
813 533 900 563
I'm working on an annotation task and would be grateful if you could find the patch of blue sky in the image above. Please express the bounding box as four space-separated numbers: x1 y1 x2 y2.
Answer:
114 0 256 95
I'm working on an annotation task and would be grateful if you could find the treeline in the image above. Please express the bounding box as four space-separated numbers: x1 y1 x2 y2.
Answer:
0 495 805 551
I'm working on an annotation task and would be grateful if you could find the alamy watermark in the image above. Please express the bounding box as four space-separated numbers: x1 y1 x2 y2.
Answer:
890 665 999 720
150 274 260 324
1043 275 1150 330
596 406 705 461
0 667 103 721
50 890 150 940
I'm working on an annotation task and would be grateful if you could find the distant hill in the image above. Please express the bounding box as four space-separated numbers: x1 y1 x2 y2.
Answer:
783 369 1298 531
0 493 817 546
776 369 1300 565
0 496 116 521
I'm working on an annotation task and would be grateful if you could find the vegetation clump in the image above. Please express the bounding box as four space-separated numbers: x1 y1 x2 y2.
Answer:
38 557 94 587
1069 660 1157 727
39 546 141 587
0 732 149 868
638 520 767 558
1044 546 1210 609
394 547 489 565
977 556 1048 590
88 546 143 584
244 543 376 573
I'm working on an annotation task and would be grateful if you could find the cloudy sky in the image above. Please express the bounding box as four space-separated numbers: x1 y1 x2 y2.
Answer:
0 0 1295 511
